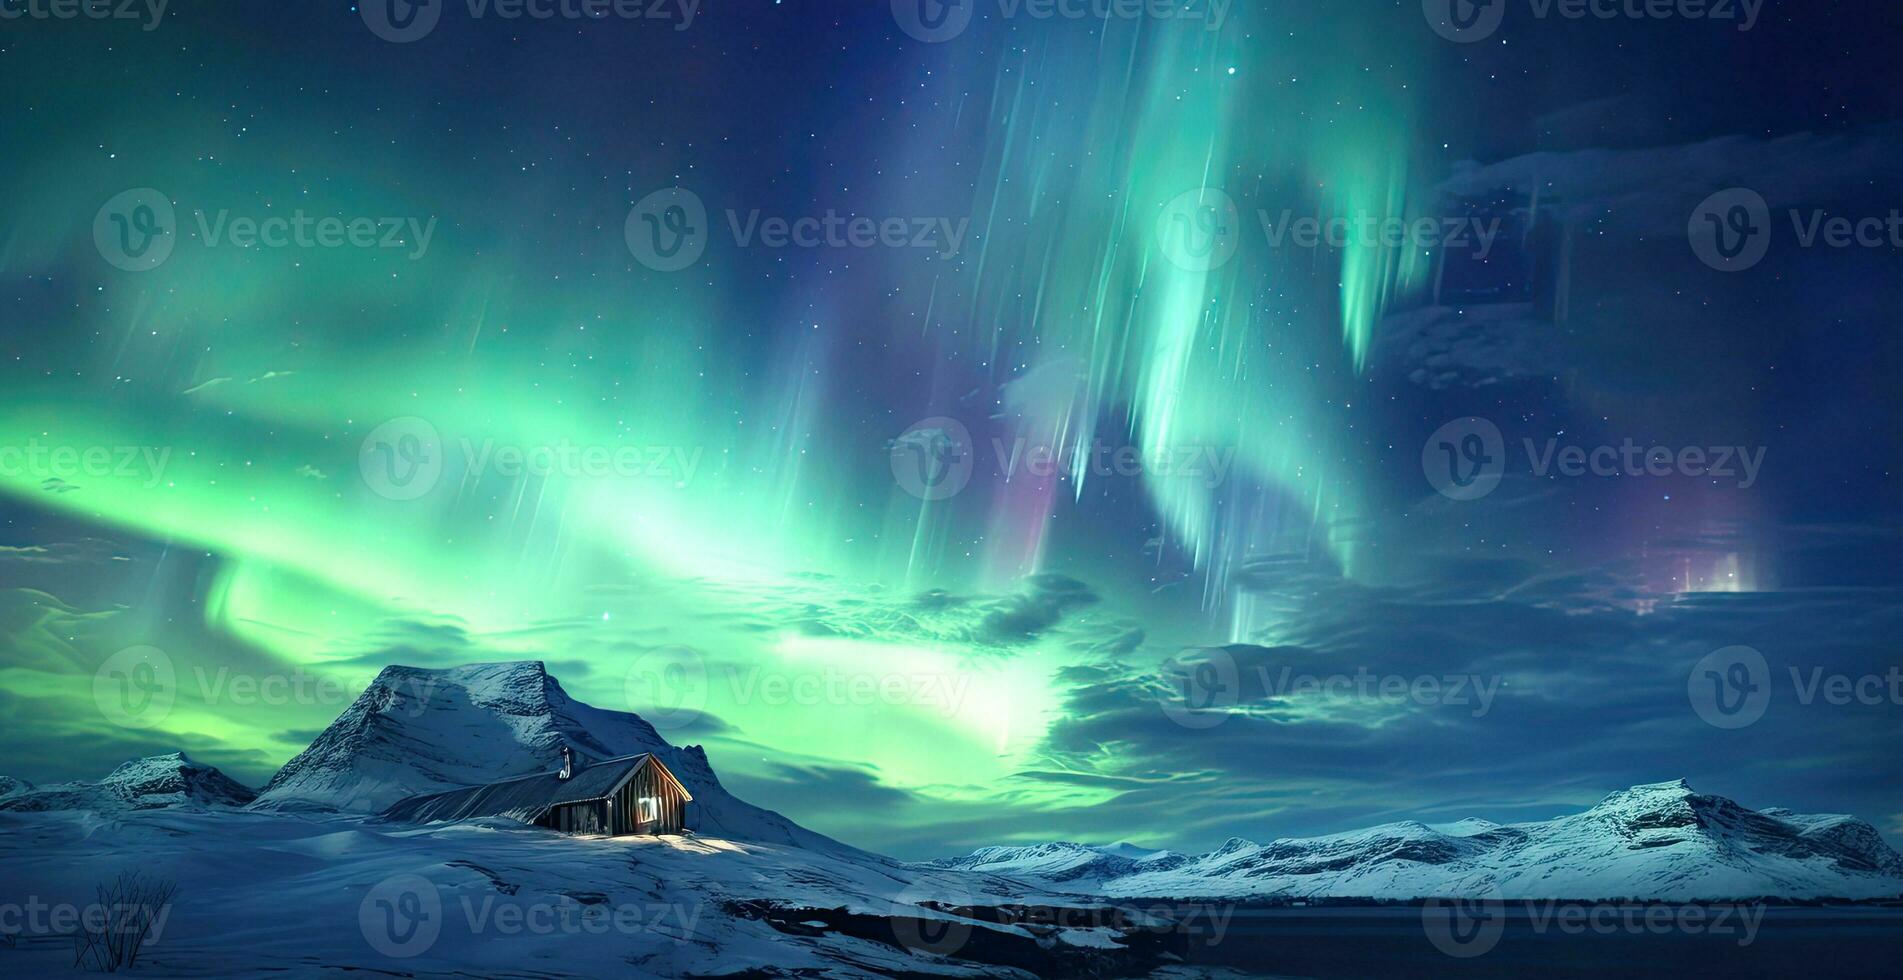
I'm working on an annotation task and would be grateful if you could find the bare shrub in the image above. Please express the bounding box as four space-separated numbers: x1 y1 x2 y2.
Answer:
71 872 177 973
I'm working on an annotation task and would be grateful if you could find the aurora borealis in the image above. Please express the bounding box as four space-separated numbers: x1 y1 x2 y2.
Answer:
5 2 1903 859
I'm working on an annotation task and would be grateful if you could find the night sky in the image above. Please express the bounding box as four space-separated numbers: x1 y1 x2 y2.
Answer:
4 1 1902 859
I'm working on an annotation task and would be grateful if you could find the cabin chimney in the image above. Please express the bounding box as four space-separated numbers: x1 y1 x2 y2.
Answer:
558 744 573 781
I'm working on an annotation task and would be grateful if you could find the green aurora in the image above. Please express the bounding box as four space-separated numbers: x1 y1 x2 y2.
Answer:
3 3 1749 858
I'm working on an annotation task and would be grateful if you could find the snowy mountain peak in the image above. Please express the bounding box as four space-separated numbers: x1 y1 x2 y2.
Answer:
1432 818 1504 836
0 752 254 812
252 660 666 813
1578 778 1780 843
1588 777 1694 807
251 660 847 850
1100 840 1169 860
99 752 256 807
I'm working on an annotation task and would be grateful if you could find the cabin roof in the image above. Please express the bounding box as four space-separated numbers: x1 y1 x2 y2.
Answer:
381 752 692 826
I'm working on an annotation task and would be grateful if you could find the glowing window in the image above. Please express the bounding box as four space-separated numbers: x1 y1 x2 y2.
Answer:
638 797 659 823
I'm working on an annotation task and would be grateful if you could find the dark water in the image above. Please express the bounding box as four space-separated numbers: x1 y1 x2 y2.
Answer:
1163 906 1903 979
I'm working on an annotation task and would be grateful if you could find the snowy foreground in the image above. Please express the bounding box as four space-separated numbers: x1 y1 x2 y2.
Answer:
0 806 1230 978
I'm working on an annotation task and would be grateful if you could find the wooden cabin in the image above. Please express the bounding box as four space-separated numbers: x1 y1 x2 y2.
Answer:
383 747 693 837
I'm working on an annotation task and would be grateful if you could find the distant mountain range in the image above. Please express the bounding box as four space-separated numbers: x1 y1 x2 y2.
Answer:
9 661 1902 904
932 780 1903 901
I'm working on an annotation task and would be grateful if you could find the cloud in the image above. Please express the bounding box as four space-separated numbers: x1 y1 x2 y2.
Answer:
1375 302 1563 391
1023 545 1903 853
696 570 1110 655
1439 122 1903 239
974 573 1098 645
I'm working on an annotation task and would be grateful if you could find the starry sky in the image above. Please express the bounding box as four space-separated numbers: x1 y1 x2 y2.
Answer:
3 2 1902 859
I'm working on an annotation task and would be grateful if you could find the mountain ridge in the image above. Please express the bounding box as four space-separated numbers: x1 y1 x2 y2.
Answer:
249 660 850 851
933 779 1903 901
0 751 255 812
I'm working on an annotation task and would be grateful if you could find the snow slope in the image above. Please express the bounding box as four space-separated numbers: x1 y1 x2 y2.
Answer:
250 661 838 848
0 752 255 812
938 781 1903 901
0 807 1154 979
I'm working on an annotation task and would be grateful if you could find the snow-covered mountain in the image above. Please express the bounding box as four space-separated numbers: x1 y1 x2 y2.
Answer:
250 661 841 849
933 841 1187 889
938 780 1903 901
0 752 255 812
0 662 1144 977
